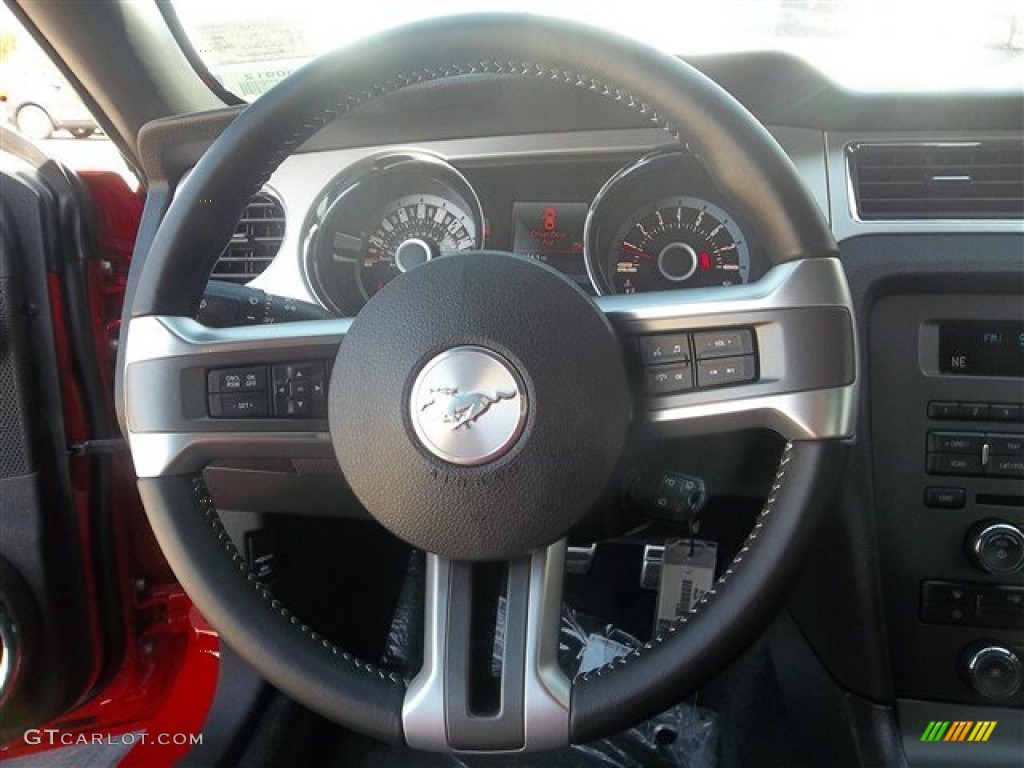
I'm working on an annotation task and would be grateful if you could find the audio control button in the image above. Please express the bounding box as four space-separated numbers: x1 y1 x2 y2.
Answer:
988 457 1024 478
967 521 1024 575
988 434 1024 456
927 432 984 454
961 644 1023 701
927 401 959 420
927 453 983 476
989 404 1021 422
959 403 990 420
924 487 966 509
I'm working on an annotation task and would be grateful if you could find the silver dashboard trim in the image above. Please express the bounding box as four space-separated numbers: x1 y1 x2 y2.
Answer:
124 315 350 365
128 431 333 479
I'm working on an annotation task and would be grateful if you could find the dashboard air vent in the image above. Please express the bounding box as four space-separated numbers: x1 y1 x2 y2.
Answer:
849 141 1024 220
210 190 285 282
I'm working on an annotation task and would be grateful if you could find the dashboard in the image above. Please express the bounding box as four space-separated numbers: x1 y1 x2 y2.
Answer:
275 145 762 316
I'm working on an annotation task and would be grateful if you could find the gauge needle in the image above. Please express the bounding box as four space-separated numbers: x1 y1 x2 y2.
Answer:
620 241 650 259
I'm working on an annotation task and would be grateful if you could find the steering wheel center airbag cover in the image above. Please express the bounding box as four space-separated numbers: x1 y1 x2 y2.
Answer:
329 252 630 560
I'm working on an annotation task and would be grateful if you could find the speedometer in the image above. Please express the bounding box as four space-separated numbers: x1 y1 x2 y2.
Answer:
610 197 750 293
304 150 483 315
346 194 477 300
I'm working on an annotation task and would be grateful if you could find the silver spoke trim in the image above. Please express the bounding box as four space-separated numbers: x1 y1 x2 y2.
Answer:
122 316 348 478
598 258 858 441
402 543 570 753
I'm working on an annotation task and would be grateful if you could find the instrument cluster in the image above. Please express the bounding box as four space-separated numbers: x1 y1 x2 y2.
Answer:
302 147 761 315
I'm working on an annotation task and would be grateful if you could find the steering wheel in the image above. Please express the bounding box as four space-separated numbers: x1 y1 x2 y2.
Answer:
120 14 856 752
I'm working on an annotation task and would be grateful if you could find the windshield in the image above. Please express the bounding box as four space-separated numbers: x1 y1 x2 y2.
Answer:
172 0 1023 98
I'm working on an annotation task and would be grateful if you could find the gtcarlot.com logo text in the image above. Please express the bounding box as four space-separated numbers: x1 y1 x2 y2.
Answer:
24 729 202 747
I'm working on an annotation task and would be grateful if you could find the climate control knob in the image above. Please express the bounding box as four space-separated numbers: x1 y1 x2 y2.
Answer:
966 520 1024 575
961 643 1023 700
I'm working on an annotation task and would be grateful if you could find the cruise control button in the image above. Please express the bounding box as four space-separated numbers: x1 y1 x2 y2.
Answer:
924 487 966 509
693 329 753 360
646 363 693 395
988 434 1024 456
638 334 690 364
209 392 269 418
208 366 266 393
928 431 984 454
696 355 756 388
927 453 983 476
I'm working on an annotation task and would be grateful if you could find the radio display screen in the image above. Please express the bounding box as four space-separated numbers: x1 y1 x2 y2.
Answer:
938 321 1024 377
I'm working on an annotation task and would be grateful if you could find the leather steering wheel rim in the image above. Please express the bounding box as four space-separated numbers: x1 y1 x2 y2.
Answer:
124 13 852 750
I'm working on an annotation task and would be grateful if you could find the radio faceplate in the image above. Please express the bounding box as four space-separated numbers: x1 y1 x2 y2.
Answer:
871 293 1024 706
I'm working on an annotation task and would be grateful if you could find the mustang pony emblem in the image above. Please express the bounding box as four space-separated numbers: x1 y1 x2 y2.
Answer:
420 387 517 430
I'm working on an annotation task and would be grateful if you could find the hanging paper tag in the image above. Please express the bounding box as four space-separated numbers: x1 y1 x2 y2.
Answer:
655 538 717 634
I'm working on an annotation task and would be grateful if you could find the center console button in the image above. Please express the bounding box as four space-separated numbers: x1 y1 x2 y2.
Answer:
927 453 983 476
924 487 966 509
959 403 990 420
988 434 1024 456
927 432 984 454
989 404 1021 422
927 401 959 420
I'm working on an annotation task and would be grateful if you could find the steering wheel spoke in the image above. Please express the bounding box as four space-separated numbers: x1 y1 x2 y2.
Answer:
122 315 348 478
599 257 857 442
404 543 570 753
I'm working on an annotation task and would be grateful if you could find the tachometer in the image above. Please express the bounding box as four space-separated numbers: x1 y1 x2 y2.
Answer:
610 197 749 293
584 148 757 295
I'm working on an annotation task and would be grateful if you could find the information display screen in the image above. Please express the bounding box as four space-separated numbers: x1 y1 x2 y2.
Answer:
938 321 1024 377
511 202 588 270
